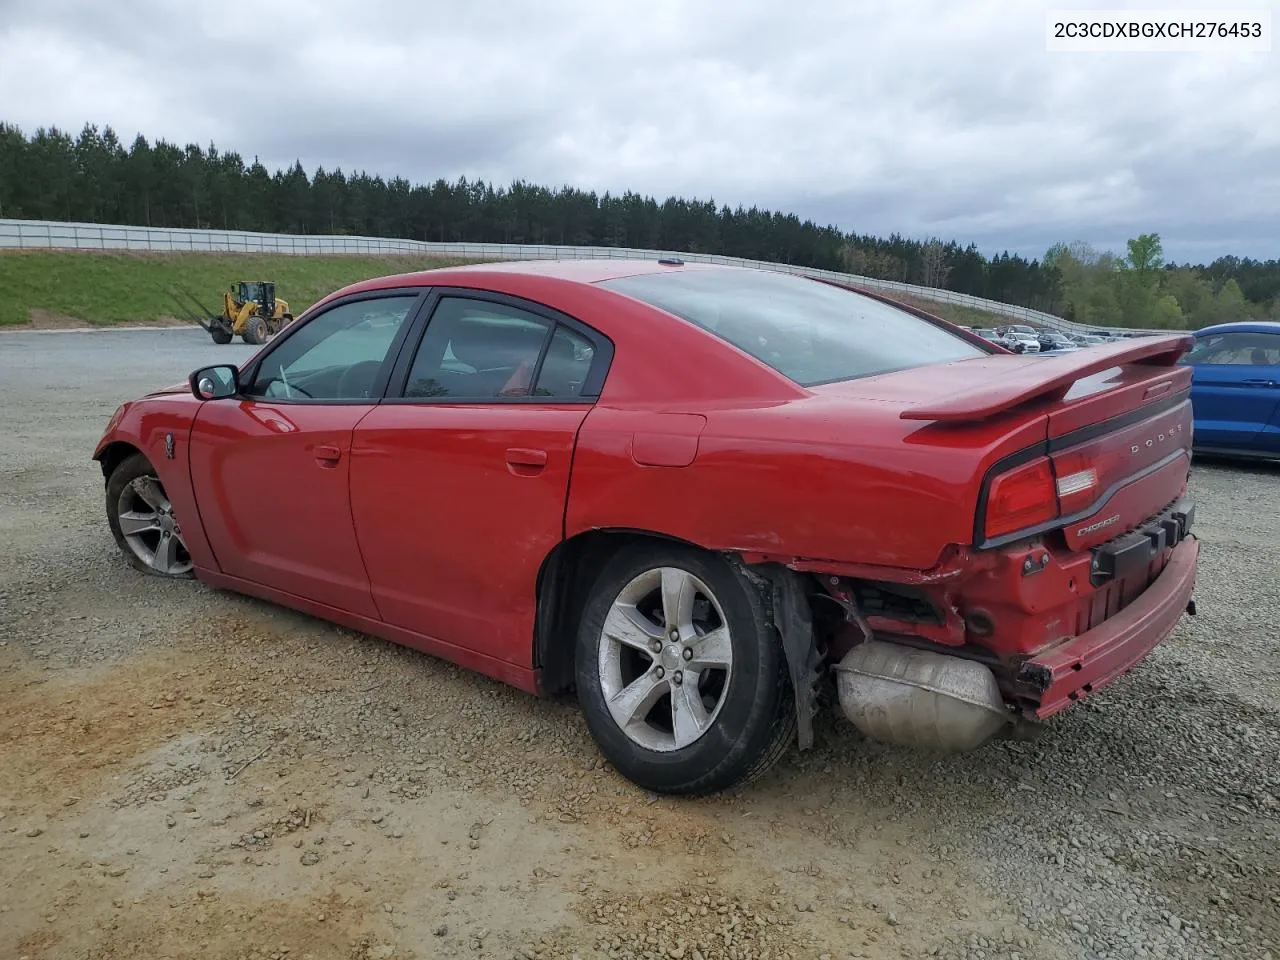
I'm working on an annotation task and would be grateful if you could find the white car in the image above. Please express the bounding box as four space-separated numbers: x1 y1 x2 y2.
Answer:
1003 332 1041 353
994 325 1042 353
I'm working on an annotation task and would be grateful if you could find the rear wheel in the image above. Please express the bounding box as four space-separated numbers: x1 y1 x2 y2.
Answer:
574 542 795 795
242 315 268 345
105 453 194 578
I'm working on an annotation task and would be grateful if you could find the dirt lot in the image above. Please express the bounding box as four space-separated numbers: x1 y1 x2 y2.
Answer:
1 328 1277 960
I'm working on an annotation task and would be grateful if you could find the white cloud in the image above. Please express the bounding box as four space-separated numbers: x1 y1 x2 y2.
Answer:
0 0 1275 261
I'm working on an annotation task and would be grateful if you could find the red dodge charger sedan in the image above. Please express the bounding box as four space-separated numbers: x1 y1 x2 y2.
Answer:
93 259 1200 794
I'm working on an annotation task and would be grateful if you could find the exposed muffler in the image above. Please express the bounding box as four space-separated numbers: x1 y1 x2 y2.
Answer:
834 641 1010 751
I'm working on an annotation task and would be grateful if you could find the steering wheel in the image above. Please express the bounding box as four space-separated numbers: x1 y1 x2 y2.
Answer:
336 360 383 399
264 378 313 399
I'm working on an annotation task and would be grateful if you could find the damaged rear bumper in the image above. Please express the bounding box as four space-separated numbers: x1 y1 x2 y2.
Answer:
1016 535 1199 719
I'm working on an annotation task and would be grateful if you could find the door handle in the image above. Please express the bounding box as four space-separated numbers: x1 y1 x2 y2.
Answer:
1243 378 1277 387
505 447 548 470
315 444 342 467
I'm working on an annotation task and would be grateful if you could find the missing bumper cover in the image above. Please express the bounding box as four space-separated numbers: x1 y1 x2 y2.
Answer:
1090 498 1195 586
1017 660 1054 694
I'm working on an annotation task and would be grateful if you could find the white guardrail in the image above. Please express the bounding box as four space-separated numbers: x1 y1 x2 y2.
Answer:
0 217 1151 336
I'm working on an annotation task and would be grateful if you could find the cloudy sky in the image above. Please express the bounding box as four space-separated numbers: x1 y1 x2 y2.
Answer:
1 0 1276 263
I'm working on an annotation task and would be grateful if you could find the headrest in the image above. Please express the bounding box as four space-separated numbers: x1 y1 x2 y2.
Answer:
548 332 578 361
446 320 506 367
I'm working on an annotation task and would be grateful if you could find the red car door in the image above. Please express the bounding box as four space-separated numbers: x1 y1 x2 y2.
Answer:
349 293 610 666
188 292 425 617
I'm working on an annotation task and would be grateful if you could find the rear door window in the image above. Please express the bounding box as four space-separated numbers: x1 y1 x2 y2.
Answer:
400 297 601 401
404 298 551 399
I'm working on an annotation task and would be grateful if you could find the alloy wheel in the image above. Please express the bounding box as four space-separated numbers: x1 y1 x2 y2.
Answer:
597 566 734 752
115 475 193 576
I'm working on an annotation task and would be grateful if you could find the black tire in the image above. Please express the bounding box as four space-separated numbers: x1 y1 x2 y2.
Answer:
105 452 195 579
210 324 233 345
242 315 268 345
574 542 796 795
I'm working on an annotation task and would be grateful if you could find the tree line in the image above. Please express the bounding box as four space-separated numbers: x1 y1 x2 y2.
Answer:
1 121 1277 328
1046 235 1277 330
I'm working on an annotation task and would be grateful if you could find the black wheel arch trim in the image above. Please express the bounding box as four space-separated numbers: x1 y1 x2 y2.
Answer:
740 562 824 752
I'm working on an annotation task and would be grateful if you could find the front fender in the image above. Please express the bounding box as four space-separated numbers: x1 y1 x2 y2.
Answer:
93 396 220 573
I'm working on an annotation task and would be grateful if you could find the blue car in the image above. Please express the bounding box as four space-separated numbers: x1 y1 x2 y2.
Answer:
1182 321 1280 460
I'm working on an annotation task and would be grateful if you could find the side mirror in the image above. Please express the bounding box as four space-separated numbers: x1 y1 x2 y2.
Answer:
190 364 240 400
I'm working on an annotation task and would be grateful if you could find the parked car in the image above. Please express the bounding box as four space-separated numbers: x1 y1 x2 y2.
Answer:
993 325 1041 353
1181 320 1280 460
93 260 1201 795
1068 333 1107 347
1037 331 1078 353
972 327 1015 350
1011 335 1042 353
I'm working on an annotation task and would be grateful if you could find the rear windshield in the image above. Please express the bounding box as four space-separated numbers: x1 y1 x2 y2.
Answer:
600 268 988 386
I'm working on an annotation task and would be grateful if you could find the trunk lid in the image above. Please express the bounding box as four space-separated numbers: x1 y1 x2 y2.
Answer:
817 334 1195 548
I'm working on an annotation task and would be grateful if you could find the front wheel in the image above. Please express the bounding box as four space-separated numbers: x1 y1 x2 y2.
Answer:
575 543 795 795
105 453 195 578
242 315 268 345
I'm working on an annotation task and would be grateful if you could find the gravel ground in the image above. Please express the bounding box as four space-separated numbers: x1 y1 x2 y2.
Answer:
0 327 1277 960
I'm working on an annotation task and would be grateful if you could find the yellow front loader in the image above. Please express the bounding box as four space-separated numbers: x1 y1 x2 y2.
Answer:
207 281 294 345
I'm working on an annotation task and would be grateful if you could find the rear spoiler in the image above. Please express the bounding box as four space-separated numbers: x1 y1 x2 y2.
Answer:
900 334 1195 423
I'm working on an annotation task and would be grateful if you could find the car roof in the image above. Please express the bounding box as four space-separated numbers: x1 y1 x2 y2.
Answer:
1194 320 1280 337
304 258 829 405
333 257 726 298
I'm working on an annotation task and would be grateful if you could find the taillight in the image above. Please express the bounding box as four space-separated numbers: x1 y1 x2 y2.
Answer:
1052 451 1100 515
984 457 1059 539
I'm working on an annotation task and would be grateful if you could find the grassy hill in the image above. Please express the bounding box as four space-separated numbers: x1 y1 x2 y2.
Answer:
882 292 1008 328
0 250 482 328
0 249 1008 330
